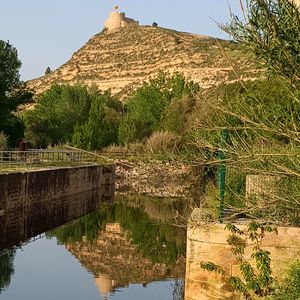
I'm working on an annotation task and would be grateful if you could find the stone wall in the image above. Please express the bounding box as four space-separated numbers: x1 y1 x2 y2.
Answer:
0 165 115 249
65 223 185 298
185 217 300 300
104 11 139 32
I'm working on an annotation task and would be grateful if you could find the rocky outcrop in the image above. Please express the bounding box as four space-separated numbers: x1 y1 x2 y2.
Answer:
28 26 256 99
115 160 199 197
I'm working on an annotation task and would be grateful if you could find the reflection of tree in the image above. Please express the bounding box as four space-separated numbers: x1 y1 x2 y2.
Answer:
0 249 16 293
172 279 184 300
50 198 186 265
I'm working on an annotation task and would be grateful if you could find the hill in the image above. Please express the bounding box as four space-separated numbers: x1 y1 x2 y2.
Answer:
28 25 255 99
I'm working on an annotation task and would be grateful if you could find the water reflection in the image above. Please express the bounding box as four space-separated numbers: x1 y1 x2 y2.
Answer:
50 196 188 298
0 249 15 294
0 195 189 299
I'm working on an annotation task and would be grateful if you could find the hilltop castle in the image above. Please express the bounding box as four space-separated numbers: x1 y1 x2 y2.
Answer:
104 6 139 32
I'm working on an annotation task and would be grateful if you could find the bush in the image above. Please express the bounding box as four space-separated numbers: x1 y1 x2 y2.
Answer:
270 262 300 300
145 131 181 154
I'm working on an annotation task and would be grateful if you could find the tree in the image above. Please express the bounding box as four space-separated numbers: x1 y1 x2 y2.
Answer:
24 85 95 147
0 40 33 146
225 0 300 84
45 67 51 75
24 84 122 149
72 92 122 150
118 72 199 144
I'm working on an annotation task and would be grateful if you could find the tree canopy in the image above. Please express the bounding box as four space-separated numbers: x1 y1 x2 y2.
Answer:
225 0 300 83
0 40 33 146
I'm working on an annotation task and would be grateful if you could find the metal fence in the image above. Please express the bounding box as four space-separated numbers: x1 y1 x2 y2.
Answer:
0 150 108 169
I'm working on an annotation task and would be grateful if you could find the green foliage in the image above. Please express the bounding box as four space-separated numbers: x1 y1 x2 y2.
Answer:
24 85 122 149
0 249 16 294
0 40 33 146
72 92 122 150
269 262 300 300
118 72 199 144
50 199 186 265
192 78 299 222
201 222 277 299
0 40 21 96
24 84 94 147
225 0 300 83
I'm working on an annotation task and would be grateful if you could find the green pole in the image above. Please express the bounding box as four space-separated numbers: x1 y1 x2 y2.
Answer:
218 128 228 223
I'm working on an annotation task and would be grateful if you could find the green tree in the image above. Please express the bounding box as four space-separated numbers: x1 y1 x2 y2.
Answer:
0 40 33 146
24 85 96 147
72 92 122 150
118 72 199 144
225 0 300 83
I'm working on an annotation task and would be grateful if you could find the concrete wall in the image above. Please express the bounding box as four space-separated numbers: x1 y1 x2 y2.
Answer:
185 217 300 300
0 165 115 249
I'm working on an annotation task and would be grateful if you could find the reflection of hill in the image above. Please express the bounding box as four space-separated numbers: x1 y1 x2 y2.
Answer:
65 223 185 296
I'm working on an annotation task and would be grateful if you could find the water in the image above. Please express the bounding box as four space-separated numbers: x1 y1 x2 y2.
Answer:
0 196 187 300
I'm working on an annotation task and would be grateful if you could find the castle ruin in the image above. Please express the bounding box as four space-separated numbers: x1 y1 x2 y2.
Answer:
104 6 139 32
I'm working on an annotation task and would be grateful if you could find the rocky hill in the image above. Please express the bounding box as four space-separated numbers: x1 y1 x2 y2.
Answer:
28 25 255 99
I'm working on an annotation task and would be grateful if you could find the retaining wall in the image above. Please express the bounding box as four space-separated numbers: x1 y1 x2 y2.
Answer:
185 215 300 300
0 165 115 249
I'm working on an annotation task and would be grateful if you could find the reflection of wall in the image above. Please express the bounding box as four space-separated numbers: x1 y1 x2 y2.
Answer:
185 219 300 300
0 165 115 250
65 222 185 295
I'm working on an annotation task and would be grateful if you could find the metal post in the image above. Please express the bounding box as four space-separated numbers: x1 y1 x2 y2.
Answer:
218 128 228 223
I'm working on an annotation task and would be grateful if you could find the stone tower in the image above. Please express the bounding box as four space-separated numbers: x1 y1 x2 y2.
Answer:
104 6 139 32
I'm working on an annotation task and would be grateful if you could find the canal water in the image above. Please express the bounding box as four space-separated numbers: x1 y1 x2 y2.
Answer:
0 195 188 300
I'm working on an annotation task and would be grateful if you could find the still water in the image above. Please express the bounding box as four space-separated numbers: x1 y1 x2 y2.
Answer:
0 196 188 300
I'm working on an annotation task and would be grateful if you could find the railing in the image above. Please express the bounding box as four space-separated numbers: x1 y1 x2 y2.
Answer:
0 150 109 169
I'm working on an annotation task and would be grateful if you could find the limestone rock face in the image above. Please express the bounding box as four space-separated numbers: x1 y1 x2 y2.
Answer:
28 26 255 100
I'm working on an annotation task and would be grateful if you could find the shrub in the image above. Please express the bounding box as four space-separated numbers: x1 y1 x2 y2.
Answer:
270 261 300 300
145 131 181 154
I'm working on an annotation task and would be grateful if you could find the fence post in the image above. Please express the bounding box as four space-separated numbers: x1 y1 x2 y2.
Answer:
218 128 229 223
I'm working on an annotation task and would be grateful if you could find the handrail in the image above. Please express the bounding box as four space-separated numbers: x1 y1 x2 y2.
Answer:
0 150 109 169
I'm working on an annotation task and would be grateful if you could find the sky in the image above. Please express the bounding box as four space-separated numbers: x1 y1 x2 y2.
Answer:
0 1 244 81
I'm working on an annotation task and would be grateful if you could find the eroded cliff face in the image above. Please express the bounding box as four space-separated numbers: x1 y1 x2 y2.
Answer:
28 26 255 99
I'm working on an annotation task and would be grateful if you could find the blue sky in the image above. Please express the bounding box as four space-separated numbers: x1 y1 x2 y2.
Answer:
0 1 244 81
